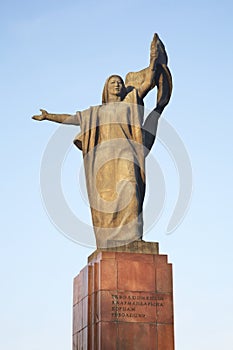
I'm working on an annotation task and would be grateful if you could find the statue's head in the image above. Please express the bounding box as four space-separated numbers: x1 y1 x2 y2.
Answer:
102 75 126 103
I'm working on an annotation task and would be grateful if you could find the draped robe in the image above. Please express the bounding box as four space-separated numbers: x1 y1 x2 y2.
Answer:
73 88 146 248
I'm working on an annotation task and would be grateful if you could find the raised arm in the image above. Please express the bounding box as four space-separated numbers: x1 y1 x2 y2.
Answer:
125 33 172 103
125 34 159 99
32 109 80 125
137 34 160 99
139 35 172 155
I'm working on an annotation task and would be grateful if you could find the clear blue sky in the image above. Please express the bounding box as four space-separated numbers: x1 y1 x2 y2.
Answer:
1 0 233 349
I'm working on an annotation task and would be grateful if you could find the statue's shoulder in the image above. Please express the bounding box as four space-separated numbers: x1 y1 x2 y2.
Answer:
124 87 137 102
124 87 143 106
77 105 101 117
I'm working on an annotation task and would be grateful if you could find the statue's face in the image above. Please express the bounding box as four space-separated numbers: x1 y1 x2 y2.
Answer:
107 76 124 97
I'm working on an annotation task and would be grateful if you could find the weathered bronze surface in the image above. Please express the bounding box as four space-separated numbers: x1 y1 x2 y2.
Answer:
32 34 172 248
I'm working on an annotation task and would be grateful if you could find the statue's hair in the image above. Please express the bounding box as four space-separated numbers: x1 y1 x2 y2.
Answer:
102 75 126 104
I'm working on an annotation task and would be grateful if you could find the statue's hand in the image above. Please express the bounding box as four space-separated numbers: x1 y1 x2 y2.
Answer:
150 34 168 68
32 109 48 121
150 34 159 61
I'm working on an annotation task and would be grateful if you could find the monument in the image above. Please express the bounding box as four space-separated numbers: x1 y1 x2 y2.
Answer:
33 34 174 349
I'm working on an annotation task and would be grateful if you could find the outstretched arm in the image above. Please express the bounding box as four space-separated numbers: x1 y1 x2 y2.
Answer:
32 109 80 125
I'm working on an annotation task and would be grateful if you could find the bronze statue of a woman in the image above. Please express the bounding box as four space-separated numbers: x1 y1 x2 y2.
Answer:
32 34 172 248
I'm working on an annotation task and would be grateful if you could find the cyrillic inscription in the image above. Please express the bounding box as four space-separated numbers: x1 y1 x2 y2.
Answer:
111 293 164 319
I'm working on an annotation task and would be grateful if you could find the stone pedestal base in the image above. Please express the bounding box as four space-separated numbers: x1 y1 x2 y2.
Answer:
73 242 174 350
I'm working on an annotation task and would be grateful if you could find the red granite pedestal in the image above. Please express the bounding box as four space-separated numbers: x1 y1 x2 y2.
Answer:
73 242 174 350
